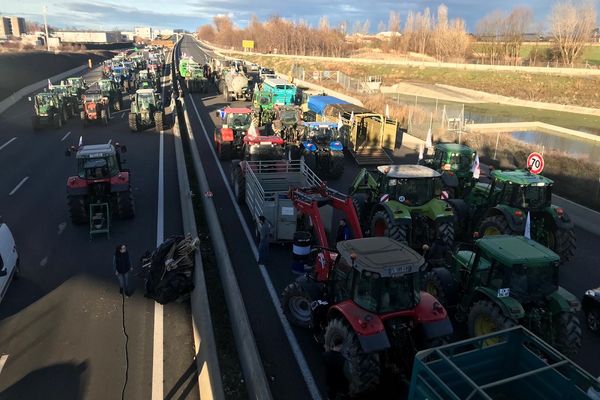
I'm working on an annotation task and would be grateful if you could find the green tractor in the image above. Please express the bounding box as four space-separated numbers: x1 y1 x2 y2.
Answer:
178 56 190 78
271 105 303 144
420 143 477 198
350 165 455 251
65 77 87 98
448 169 576 263
30 92 66 130
422 235 582 356
252 91 276 126
50 84 79 118
128 89 164 133
185 63 207 93
98 79 123 111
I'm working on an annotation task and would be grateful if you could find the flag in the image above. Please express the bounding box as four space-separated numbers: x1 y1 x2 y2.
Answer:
425 127 433 149
254 83 259 92
385 104 390 119
524 211 531 239
418 144 424 161
349 111 354 125
471 154 480 180
337 113 343 129
248 122 258 138
47 79 53 89
78 136 83 146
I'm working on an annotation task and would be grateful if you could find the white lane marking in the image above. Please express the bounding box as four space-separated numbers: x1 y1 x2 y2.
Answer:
188 96 322 400
0 137 17 151
0 355 8 375
57 222 67 235
40 257 48 267
9 177 29 196
151 69 166 400
121 113 126 119
60 131 71 142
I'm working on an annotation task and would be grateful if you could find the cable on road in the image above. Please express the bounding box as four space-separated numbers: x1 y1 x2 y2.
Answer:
121 292 129 400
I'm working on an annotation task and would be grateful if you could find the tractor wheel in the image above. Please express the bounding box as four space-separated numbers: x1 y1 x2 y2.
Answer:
553 312 582 357
329 155 344 179
436 221 455 248
101 109 108 126
324 318 380 396
116 187 135 219
468 300 516 346
128 113 138 132
585 309 600 334
422 268 457 307
68 195 88 225
232 164 246 205
218 142 231 161
549 227 576 264
281 282 313 328
155 112 164 132
370 210 407 243
479 215 513 237
80 111 85 120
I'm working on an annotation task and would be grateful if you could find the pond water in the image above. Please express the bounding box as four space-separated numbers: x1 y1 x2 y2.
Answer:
510 130 600 163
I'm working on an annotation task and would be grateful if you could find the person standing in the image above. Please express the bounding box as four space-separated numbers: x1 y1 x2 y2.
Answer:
336 219 352 244
114 244 132 296
258 216 271 266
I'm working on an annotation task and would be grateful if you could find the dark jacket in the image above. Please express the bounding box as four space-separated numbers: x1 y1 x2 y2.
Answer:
324 350 348 399
336 225 352 243
114 252 132 274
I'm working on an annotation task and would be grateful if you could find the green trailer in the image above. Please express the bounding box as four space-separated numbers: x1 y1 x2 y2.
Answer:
408 326 598 400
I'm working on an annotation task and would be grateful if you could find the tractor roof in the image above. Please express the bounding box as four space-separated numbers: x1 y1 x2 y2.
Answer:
137 88 155 94
434 143 475 154
224 107 252 114
476 235 560 265
76 144 116 158
491 169 553 186
263 77 295 87
37 92 55 98
337 237 423 277
377 164 441 179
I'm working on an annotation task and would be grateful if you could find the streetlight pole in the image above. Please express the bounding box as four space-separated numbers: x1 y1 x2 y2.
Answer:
43 5 50 52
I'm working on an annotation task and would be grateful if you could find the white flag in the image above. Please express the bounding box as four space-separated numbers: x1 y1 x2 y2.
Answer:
248 122 258 138
385 104 390 119
78 136 83 146
471 154 480 180
254 83 259 92
349 111 354 124
418 144 424 161
524 211 531 239
337 113 343 128
47 79 53 89
425 128 433 149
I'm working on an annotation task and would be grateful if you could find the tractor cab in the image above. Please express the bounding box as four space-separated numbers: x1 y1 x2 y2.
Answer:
83 88 104 104
375 165 443 207
98 79 116 95
50 85 69 100
34 92 58 113
74 144 124 181
422 143 476 198
136 78 155 90
332 237 424 314
65 77 87 96
138 70 149 80
133 89 160 112
217 107 252 131
302 122 342 146
484 170 553 212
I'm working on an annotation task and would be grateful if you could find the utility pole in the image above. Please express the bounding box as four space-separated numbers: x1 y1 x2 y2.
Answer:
43 5 50 52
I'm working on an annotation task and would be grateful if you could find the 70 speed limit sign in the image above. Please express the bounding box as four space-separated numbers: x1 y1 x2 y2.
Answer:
527 152 545 174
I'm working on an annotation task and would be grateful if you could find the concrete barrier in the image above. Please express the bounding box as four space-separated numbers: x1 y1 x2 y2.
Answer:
0 64 88 115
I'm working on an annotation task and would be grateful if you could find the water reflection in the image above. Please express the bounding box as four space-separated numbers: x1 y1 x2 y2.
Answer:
511 130 600 163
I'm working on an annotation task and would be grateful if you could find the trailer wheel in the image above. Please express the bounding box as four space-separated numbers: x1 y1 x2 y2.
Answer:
324 318 380 396
232 164 245 205
116 187 135 219
468 300 516 346
554 312 582 357
68 195 88 225
281 282 312 328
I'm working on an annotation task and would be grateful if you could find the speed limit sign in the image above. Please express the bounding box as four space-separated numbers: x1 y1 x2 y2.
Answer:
527 152 545 174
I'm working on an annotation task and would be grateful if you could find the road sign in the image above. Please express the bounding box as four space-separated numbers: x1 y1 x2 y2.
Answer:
527 152 545 174
242 40 254 49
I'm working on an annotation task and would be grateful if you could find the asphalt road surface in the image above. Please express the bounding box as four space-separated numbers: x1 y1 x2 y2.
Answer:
0 61 198 399
181 35 600 399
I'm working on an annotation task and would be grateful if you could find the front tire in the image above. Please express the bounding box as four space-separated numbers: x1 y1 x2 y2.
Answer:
324 318 380 396
370 210 408 243
553 312 582 357
479 215 512 237
436 221 454 248
281 282 313 328
467 300 516 346
549 227 576 264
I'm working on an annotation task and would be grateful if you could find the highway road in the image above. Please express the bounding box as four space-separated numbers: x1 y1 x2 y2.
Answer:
181 35 600 399
0 60 198 398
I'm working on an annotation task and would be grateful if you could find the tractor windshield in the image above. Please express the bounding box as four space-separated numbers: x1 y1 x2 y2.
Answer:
386 177 442 207
513 184 552 210
446 153 474 172
353 270 420 313
488 262 558 302
99 81 112 92
78 156 119 179
36 95 52 107
280 110 299 125
137 94 155 110
226 113 251 129
306 127 336 144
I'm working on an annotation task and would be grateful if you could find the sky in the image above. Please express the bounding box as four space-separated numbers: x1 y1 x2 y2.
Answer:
1 0 567 33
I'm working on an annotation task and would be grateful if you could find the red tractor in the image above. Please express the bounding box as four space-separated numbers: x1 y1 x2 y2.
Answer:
65 141 135 224
80 88 109 127
281 185 452 395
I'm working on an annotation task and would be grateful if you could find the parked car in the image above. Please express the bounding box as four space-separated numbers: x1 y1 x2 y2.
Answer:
0 222 20 303
583 287 600 335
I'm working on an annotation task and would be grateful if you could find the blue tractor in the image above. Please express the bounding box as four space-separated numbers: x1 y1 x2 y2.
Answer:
296 121 344 179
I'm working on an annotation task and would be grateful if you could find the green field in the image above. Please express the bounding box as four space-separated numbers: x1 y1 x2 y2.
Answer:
471 43 600 65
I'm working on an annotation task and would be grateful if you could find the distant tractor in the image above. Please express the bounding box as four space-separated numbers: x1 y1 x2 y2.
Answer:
128 89 164 133
80 89 109 127
185 63 207 93
423 235 582 357
213 107 253 160
448 169 576 263
350 165 455 251
51 84 79 118
221 71 251 101
64 77 87 99
289 121 345 179
98 79 124 111
582 286 600 335
65 142 134 224
30 92 66 130
420 142 477 198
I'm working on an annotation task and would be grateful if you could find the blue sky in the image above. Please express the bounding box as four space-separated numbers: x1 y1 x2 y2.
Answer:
1 1 566 32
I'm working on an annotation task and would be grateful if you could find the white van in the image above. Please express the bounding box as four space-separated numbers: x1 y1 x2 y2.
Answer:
0 223 20 303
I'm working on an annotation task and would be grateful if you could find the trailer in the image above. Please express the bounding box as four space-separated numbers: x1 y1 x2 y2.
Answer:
408 326 599 400
231 160 321 242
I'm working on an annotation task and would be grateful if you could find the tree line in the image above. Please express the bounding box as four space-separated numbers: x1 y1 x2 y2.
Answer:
196 0 598 66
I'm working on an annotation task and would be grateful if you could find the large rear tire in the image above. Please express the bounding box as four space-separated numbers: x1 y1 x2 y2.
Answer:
370 210 407 243
128 113 138 132
154 111 164 132
218 142 231 161
550 227 576 264
68 195 88 225
281 282 313 328
324 318 380 396
468 300 516 346
116 187 135 219
553 312 582 357
479 215 513 237
436 221 454 249
232 163 246 205
301 151 317 172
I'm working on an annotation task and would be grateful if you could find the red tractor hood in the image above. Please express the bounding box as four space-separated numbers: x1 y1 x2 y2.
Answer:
243 135 284 146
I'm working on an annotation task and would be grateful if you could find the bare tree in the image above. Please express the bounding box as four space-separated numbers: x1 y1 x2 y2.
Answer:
361 19 371 35
352 20 362 35
388 11 401 33
549 0 597 65
504 7 532 65
377 21 386 33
